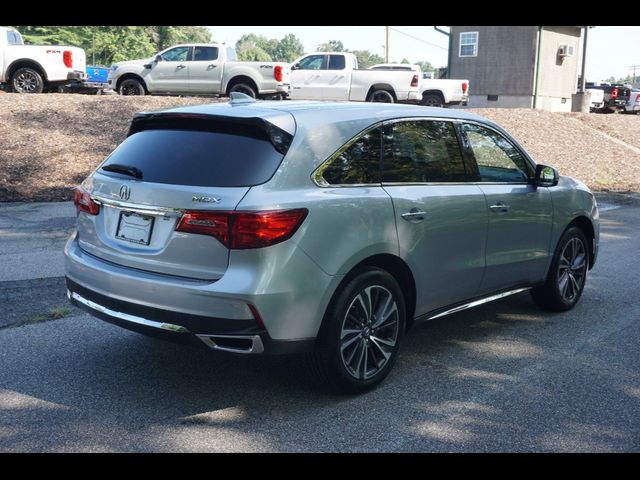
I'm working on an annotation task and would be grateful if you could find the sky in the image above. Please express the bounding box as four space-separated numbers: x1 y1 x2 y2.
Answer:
208 26 640 82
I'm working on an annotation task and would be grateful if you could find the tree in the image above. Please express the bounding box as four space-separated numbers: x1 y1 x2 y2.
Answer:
415 60 435 73
272 34 304 62
350 50 385 69
400 58 411 64
16 26 211 66
317 40 345 52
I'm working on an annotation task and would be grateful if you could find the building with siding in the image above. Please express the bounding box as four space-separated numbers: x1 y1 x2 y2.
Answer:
448 26 583 112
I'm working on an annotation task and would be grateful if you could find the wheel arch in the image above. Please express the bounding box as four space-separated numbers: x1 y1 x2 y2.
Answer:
116 73 148 93
326 253 417 331
6 59 48 83
422 89 446 103
225 75 259 96
366 84 397 102
567 215 596 269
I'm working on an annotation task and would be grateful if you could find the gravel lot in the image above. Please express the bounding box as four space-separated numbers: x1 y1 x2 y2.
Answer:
0 94 639 202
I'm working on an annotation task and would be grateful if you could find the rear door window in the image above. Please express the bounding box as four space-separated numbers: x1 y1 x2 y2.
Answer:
315 127 381 185
101 126 288 187
193 46 218 61
328 55 346 70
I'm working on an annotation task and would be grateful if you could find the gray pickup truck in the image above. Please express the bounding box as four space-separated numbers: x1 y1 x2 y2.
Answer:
108 43 290 99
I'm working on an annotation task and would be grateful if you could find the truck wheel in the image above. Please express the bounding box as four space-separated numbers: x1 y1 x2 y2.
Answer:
12 67 44 94
229 83 257 98
421 93 445 107
367 90 395 103
119 78 145 96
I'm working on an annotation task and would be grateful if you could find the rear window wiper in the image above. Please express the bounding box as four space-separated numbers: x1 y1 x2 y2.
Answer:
101 163 143 179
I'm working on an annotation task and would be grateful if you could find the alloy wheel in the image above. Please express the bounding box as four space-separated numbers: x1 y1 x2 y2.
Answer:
557 237 587 302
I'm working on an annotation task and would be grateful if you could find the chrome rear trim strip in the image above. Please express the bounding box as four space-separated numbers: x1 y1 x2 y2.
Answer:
70 290 190 333
91 195 184 217
427 287 531 320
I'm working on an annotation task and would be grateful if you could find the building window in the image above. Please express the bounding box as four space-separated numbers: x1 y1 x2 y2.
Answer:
459 32 478 57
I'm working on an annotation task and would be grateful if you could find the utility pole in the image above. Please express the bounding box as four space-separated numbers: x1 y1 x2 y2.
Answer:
385 26 390 63
579 26 588 93
629 65 640 85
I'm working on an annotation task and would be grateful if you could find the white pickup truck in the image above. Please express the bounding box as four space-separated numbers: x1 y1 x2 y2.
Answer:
288 52 421 103
368 64 469 107
0 26 86 93
108 43 290 99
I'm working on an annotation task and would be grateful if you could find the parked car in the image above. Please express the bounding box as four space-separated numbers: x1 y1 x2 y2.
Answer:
624 88 640 114
582 87 605 112
586 82 631 112
0 26 86 93
108 44 290 99
65 97 600 393
368 63 469 107
288 52 421 103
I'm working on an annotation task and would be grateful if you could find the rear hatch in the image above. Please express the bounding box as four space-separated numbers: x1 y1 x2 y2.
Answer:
76 110 295 281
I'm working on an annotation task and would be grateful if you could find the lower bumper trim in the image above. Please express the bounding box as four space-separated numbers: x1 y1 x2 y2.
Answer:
69 290 189 333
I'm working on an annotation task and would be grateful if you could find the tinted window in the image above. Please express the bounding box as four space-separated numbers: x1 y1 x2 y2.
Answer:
462 123 530 182
102 129 285 187
7 31 22 45
382 120 467 183
162 47 190 62
328 55 345 70
298 55 325 70
194 46 218 61
318 128 381 185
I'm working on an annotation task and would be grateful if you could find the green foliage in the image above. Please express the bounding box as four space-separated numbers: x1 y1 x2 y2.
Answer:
16 26 212 66
235 33 304 62
415 60 435 73
317 40 345 52
350 50 385 69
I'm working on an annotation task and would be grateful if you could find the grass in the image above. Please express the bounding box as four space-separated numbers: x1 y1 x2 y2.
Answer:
23 307 73 326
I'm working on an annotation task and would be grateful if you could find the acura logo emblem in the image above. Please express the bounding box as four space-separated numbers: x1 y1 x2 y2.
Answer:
119 185 131 201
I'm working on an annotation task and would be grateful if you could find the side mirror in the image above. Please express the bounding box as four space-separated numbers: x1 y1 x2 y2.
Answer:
143 63 153 69
291 63 300 71
155 55 163 63
535 164 559 187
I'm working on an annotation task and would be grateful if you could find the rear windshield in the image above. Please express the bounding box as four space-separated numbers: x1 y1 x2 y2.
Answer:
101 129 286 187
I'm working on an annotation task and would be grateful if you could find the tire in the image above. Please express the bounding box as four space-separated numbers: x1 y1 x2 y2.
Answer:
421 93 444 107
531 226 589 312
367 89 395 103
119 78 145 96
310 267 406 394
228 82 257 98
11 67 44 94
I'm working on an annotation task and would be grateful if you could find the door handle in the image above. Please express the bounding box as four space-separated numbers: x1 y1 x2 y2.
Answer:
207 64 217 69
176 65 186 70
489 202 511 214
401 209 427 223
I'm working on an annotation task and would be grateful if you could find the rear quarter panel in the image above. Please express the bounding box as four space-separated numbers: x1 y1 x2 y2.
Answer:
349 70 419 101
222 62 288 94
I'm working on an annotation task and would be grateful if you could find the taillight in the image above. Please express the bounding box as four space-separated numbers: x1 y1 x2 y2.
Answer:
63 50 73 68
462 82 468 94
411 74 419 87
611 88 618 99
73 187 99 216
176 209 308 249
274 65 284 82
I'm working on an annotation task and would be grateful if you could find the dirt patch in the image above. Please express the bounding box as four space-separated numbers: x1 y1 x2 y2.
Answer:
0 96 639 202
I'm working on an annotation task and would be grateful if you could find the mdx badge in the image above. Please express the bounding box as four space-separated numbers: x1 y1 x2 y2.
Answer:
192 196 221 204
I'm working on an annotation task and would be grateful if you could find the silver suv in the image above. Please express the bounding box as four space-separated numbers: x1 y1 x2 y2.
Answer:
65 98 599 393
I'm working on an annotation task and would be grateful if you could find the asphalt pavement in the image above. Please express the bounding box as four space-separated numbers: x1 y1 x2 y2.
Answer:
0 197 638 452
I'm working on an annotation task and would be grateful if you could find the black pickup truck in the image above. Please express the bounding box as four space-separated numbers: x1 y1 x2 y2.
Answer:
586 83 631 112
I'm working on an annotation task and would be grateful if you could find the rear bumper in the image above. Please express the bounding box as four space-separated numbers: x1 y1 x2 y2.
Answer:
64 232 334 353
67 70 86 82
66 277 314 355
